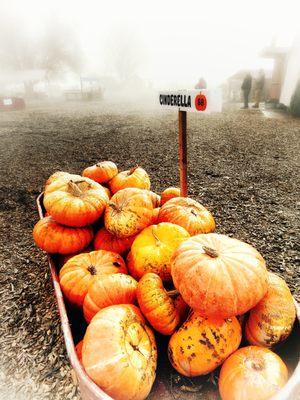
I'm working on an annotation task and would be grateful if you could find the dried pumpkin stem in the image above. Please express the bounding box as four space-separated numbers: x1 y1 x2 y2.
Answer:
128 165 139 175
109 202 121 212
167 289 180 298
68 180 83 197
152 226 161 246
87 265 97 275
202 246 218 258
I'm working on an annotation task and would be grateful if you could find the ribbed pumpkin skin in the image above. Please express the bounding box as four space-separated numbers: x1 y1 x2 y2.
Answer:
168 312 242 377
245 272 296 347
104 188 155 238
44 172 82 193
219 346 288 400
33 216 93 254
94 227 135 255
44 177 109 227
109 166 150 194
83 273 138 323
44 171 71 191
82 304 157 400
128 223 190 282
158 197 215 235
151 208 160 224
59 250 127 307
160 187 181 206
171 233 268 318
82 161 118 184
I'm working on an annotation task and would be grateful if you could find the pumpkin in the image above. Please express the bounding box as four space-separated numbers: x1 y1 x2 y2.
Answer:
83 273 138 323
82 161 118 184
245 272 296 347
44 177 109 227
168 312 242 376
104 188 156 238
76 340 83 362
219 346 288 400
82 304 157 400
128 223 189 282
160 187 181 205
59 250 127 307
109 166 150 194
158 197 215 235
137 273 188 335
171 233 268 318
33 216 93 254
94 227 135 255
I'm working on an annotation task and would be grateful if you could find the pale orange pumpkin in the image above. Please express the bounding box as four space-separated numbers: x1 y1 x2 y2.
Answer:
82 304 157 400
171 233 268 318
168 312 242 376
109 166 150 194
94 227 135 255
82 161 118 184
160 187 181 205
158 197 215 235
219 346 288 400
245 272 296 347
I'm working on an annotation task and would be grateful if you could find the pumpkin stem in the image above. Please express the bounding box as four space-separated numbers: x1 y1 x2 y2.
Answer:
87 265 97 275
68 180 83 197
152 226 161 246
251 360 264 371
168 289 180 298
96 162 103 168
203 246 218 258
190 209 198 217
128 165 139 175
109 202 121 212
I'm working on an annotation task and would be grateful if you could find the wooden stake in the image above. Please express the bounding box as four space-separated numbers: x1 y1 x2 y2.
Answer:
178 110 187 197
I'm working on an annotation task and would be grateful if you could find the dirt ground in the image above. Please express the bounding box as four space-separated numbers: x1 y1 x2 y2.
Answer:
0 101 299 400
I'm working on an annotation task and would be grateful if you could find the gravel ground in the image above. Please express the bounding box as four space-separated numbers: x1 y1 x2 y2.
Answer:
0 101 299 400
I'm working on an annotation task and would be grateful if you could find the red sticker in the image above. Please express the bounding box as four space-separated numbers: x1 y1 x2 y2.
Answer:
195 93 207 111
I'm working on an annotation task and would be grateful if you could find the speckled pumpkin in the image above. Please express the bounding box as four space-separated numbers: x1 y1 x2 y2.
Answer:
245 272 296 347
158 197 215 235
160 187 181 205
168 312 242 377
94 227 136 255
128 223 190 282
109 166 150 194
82 161 118 184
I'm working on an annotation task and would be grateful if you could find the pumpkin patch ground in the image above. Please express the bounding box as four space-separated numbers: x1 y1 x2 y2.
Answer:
0 102 299 400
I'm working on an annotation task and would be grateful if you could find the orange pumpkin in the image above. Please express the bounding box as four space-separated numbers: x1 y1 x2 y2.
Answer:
33 216 93 254
104 188 155 238
219 346 288 400
245 272 296 347
83 273 138 323
94 227 135 255
171 233 268 318
82 161 118 184
59 250 127 307
168 312 242 377
137 273 188 335
160 187 181 205
82 304 157 400
109 166 150 194
76 340 83 362
158 197 215 235
128 223 189 282
44 177 109 227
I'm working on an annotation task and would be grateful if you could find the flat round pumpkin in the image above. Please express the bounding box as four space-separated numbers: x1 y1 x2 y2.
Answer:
82 161 118 184
109 166 150 194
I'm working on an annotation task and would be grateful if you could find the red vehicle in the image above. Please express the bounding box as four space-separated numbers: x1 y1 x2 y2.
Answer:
0 97 25 111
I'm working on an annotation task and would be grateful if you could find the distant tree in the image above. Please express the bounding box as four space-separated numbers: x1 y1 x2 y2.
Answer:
290 79 300 117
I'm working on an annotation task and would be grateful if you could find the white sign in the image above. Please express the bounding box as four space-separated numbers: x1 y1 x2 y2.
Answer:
158 89 222 113
3 98 13 106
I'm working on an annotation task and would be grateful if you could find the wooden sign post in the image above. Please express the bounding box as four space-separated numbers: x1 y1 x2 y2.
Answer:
178 110 187 196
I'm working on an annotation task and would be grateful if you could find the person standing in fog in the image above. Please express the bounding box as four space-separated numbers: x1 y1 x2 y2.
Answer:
241 73 252 109
253 69 265 108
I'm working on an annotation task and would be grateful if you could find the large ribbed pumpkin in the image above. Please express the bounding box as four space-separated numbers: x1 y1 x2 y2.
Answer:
59 250 127 307
83 273 138 323
82 161 118 184
94 227 136 255
171 233 268 318
245 272 296 347
82 304 157 400
219 346 288 400
128 223 189 282
158 197 215 235
109 166 150 194
168 312 242 376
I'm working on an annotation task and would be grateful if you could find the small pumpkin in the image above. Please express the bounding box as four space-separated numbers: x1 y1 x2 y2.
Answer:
83 273 138 323
160 187 181 205
76 340 83 362
82 161 118 184
171 233 268 318
245 272 296 347
33 216 93 254
44 177 109 227
137 273 188 335
128 223 189 282
59 250 127 307
82 304 157 400
219 346 288 400
158 197 215 235
168 312 242 376
94 227 135 255
109 166 150 194
104 188 155 238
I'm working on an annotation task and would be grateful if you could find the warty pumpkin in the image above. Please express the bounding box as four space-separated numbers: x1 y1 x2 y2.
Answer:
158 197 215 235
171 233 268 318
109 166 150 194
245 272 296 347
83 273 138 323
82 161 118 184
33 216 93 255
128 222 190 282
160 187 181 205
94 227 135 255
59 250 127 307
168 312 242 377
219 346 288 400
82 304 157 400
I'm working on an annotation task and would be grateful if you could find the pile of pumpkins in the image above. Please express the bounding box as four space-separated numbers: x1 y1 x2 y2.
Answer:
33 161 297 400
